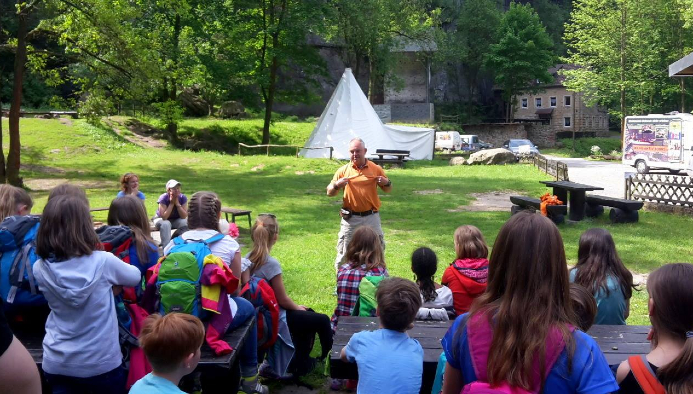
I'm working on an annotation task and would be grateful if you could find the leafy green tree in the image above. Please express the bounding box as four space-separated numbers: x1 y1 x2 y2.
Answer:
223 0 329 144
485 2 555 121
563 0 693 131
331 0 436 104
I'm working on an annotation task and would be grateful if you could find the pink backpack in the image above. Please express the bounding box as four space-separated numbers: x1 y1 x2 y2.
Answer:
462 313 572 394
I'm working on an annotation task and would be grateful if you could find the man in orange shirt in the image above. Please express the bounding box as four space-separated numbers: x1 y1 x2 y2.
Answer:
327 138 392 271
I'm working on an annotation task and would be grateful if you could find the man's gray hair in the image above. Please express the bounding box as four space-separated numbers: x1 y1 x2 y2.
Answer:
349 137 366 149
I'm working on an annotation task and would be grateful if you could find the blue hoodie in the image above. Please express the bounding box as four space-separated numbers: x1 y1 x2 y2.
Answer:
33 251 141 377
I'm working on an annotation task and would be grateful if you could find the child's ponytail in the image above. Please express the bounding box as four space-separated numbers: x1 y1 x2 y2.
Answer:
648 263 693 394
248 215 278 274
411 247 438 303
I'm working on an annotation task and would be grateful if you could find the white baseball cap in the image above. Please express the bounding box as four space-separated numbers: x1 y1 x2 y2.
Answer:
166 179 181 189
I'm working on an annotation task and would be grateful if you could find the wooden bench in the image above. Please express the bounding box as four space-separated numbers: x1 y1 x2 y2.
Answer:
14 315 254 394
372 149 410 167
509 195 567 224
220 207 252 228
331 317 449 394
585 195 644 223
330 317 651 393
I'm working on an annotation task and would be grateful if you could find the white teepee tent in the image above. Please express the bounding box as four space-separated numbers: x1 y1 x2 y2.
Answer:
299 69 434 160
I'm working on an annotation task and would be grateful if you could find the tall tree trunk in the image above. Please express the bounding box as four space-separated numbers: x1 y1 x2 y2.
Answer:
368 61 384 105
619 3 627 145
262 50 279 145
8 6 31 187
166 13 181 145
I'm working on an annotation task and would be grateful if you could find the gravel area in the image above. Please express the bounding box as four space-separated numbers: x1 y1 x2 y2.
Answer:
545 157 635 198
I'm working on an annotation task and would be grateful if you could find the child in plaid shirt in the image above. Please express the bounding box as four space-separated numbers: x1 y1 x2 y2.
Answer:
331 226 389 330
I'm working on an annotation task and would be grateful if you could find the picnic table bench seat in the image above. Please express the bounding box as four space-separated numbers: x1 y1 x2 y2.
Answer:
585 195 643 223
509 195 567 224
13 315 254 393
331 317 651 393
372 149 410 167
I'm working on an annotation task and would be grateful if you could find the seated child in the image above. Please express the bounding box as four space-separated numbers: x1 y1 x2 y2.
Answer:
569 283 597 331
616 263 693 394
331 226 389 330
130 313 205 394
441 225 489 315
570 228 636 325
411 247 453 321
341 277 424 394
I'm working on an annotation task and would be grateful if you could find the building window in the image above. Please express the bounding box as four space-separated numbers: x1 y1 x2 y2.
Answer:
564 117 571 127
535 97 542 108
521 98 528 108
564 95 571 106
550 97 556 107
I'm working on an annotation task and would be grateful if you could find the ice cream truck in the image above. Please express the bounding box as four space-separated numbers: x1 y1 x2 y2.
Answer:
622 113 693 174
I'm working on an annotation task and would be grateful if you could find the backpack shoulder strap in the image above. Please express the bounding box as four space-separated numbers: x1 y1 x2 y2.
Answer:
172 236 186 246
204 233 225 244
466 313 494 381
629 355 666 394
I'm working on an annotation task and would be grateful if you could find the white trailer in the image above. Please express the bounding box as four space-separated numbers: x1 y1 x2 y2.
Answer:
622 113 693 174
435 131 462 151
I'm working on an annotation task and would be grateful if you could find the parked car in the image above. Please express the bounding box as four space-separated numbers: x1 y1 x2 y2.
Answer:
503 139 540 159
478 141 493 150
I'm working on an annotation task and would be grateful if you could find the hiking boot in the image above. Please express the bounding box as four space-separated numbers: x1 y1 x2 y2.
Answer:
239 374 269 394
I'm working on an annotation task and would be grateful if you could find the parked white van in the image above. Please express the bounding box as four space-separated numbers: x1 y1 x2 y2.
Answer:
622 113 693 174
435 131 462 151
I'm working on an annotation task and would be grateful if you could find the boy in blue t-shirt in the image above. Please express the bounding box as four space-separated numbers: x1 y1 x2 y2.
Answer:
341 277 424 394
130 313 205 394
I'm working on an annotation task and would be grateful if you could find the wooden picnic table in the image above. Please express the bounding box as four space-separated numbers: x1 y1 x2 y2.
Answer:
220 207 252 228
330 317 650 393
540 180 604 221
13 315 254 393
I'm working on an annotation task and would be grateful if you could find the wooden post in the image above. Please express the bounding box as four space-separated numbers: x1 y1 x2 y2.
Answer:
266 145 270 156
296 146 299 157
329 147 333 159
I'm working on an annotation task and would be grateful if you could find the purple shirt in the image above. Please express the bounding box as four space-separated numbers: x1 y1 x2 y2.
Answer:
157 193 188 220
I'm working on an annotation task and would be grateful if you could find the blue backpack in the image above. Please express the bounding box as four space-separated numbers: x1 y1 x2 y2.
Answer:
0 215 45 309
155 233 224 318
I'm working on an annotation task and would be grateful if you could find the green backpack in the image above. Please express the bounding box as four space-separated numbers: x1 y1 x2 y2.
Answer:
352 275 386 317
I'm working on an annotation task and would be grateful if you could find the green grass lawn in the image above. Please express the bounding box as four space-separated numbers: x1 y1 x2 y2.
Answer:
4 117 687 328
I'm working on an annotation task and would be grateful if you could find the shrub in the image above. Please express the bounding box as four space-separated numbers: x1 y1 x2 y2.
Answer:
437 122 460 131
79 93 115 125
590 145 602 156
560 138 621 157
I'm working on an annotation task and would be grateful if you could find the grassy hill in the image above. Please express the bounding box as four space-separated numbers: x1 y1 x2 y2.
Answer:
3 116 693 326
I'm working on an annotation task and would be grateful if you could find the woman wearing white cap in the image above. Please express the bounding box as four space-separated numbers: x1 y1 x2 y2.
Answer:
152 179 188 246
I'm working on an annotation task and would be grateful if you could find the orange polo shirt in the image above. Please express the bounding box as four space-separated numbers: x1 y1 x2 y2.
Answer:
332 160 387 212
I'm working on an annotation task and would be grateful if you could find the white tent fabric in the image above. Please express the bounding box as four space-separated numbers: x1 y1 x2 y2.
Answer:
299 68 434 160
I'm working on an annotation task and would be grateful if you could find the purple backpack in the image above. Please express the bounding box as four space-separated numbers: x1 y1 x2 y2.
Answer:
462 313 572 394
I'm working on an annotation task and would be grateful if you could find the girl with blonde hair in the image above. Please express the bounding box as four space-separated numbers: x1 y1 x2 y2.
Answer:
441 225 489 315
0 184 33 220
246 214 332 377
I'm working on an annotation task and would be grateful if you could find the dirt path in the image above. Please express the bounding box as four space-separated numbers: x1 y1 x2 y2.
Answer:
103 117 167 149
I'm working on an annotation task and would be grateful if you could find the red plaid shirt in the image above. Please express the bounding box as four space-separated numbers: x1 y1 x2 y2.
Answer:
331 263 389 330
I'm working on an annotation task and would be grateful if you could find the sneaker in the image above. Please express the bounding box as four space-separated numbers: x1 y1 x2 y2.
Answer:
239 374 269 394
330 378 344 391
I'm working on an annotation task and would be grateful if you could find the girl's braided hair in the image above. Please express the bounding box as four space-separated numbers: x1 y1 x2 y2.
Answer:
188 191 221 231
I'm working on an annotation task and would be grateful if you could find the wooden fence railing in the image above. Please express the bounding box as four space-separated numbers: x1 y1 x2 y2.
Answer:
530 154 569 181
238 143 333 158
625 174 693 207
